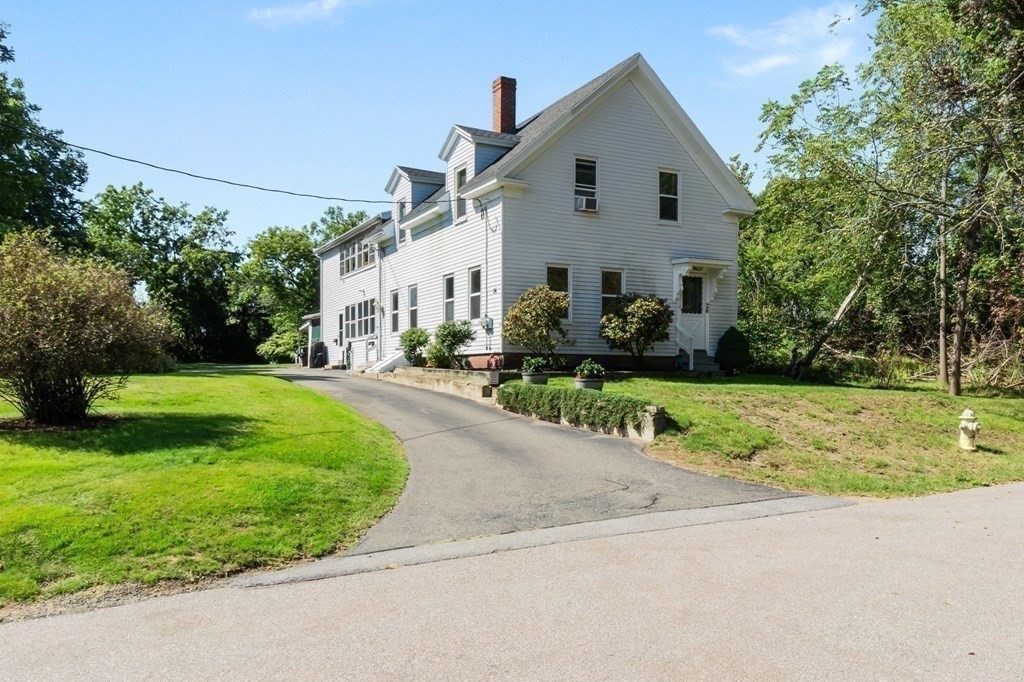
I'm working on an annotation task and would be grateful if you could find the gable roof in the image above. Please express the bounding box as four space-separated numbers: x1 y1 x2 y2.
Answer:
385 165 445 194
439 124 520 160
313 211 391 255
460 53 640 194
461 53 757 214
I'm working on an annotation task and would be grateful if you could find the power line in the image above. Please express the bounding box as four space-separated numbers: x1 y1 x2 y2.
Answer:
0 120 454 206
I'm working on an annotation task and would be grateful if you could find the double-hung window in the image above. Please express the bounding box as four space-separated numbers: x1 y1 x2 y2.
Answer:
574 158 598 212
443 274 455 322
601 269 624 316
455 168 467 219
390 290 399 334
468 267 482 319
408 285 419 328
546 264 571 319
659 170 680 222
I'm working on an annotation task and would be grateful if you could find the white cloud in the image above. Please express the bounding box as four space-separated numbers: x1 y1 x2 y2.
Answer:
248 0 356 27
708 2 861 80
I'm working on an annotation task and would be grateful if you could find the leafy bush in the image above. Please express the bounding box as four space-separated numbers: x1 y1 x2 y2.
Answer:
256 326 301 363
600 293 673 367
139 353 179 374
715 326 753 376
574 358 605 379
496 382 652 431
0 232 172 424
425 320 476 369
503 285 572 362
521 356 547 373
399 327 430 366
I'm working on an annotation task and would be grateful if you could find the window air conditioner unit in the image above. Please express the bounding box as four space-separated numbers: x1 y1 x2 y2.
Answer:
575 196 598 212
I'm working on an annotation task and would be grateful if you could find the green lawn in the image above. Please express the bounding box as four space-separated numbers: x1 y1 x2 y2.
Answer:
0 370 407 605
549 375 1024 497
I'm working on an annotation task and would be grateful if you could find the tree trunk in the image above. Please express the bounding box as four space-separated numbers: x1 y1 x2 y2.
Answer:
787 273 870 380
786 233 886 381
938 174 948 387
949 151 991 397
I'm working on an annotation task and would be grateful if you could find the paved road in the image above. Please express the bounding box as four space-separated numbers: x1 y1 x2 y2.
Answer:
274 368 795 554
3 483 1021 679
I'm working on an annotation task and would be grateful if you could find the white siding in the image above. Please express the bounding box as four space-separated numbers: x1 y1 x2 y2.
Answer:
475 142 509 174
319 241 382 367
501 78 737 358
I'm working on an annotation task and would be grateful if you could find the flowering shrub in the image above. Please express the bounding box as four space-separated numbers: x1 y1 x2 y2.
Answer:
599 293 673 367
503 285 572 362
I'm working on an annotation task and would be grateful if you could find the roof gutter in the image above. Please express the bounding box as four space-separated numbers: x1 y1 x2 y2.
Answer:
462 177 530 200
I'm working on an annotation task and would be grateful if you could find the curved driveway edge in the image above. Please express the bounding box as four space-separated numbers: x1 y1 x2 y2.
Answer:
274 368 809 555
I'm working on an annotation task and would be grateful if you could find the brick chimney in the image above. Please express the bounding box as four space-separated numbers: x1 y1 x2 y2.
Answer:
492 76 517 135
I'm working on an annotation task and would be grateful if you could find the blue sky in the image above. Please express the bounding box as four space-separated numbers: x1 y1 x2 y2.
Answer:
3 1 873 246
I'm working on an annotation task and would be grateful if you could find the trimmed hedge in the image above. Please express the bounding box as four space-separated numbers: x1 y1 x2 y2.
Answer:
497 382 651 431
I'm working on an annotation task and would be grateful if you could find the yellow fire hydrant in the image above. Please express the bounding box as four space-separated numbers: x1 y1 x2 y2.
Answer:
959 408 981 451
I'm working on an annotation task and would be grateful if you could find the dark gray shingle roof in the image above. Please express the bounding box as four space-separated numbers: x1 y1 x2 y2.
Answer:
453 125 520 144
396 166 445 183
462 53 641 192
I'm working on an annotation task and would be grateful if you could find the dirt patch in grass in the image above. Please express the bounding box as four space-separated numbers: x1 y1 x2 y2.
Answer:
549 375 1024 497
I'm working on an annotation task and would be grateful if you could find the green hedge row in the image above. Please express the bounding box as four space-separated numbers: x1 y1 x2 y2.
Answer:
496 382 651 430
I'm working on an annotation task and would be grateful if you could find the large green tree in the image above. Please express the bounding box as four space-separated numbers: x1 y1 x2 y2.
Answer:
233 206 366 362
0 23 88 245
748 0 1024 392
84 183 255 362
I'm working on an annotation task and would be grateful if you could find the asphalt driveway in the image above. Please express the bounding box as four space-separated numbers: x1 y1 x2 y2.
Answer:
276 368 798 554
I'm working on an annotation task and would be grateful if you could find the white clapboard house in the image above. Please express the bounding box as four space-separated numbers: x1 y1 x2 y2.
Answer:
312 53 755 372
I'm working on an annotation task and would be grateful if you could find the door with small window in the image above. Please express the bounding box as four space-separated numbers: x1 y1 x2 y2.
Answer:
678 275 707 350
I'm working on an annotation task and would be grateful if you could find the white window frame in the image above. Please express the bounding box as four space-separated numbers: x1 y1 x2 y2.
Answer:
468 267 482 320
455 167 468 220
408 284 418 328
546 263 572 321
574 157 598 213
341 240 376 277
345 298 376 339
390 289 399 335
658 168 680 223
600 268 625 317
443 274 455 322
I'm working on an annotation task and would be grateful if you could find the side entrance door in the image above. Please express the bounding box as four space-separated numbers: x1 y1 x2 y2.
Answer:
678 275 707 351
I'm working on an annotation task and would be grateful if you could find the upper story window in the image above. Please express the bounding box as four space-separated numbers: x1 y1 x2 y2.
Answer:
390 290 399 334
443 274 455 322
340 240 376 276
455 168 467 219
659 170 680 222
468 267 482 320
574 158 598 212
408 285 419 328
601 269 624 316
546 264 571 320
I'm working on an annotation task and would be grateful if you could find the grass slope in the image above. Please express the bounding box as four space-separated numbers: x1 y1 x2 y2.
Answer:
0 371 407 605
549 375 1024 497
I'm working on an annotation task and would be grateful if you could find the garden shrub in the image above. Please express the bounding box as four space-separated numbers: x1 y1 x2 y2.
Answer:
0 232 172 424
399 327 430 366
599 293 673 367
497 382 653 431
503 285 572 362
715 326 753 375
425 320 476 368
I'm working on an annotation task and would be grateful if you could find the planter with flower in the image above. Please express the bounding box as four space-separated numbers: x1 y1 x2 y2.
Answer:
573 358 605 390
520 356 549 384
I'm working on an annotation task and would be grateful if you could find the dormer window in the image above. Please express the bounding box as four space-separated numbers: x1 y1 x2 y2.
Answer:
574 158 598 212
455 168 467 219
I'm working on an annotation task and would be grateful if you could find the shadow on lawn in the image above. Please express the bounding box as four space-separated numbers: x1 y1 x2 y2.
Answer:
0 413 254 456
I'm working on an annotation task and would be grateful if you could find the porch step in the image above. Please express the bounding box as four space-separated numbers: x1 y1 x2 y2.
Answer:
675 349 724 376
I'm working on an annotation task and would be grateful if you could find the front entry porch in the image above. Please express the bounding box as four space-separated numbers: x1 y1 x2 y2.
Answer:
671 257 730 371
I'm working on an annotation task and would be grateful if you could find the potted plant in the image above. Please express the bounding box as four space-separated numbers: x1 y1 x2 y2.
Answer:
573 358 606 390
520 356 548 384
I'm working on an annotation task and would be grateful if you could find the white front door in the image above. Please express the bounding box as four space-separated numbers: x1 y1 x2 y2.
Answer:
678 275 707 351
